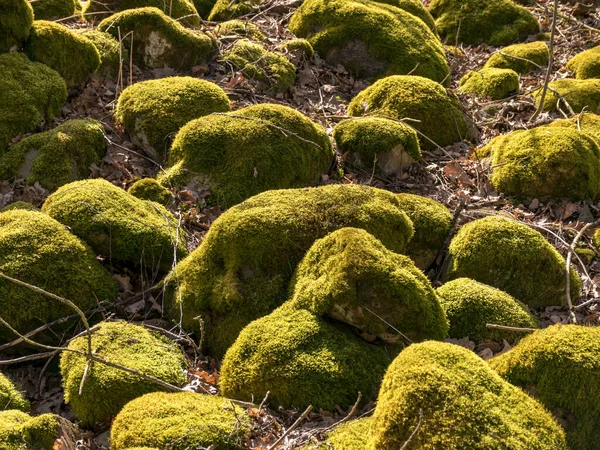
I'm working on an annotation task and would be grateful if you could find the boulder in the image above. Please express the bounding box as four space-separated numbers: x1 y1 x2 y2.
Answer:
548 112 600 144
459 68 519 100
30 0 76 20
0 372 29 412
484 41 548 74
79 30 126 79
0 410 79 450
84 0 200 26
567 45 600 79
532 79 600 114
0 0 34 52
128 178 172 205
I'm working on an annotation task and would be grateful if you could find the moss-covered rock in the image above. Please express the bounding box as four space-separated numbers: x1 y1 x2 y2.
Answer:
98 7 214 71
533 78 600 113
484 41 549 74
0 373 29 412
333 118 421 176
115 77 230 161
23 21 101 86
548 112 600 144
459 68 519 100
164 184 414 357
279 38 314 60
348 75 473 151
208 0 261 20
158 103 333 207
60 321 187 427
30 0 76 20
445 216 581 309
477 125 600 201
110 392 250 449
0 119 107 191
0 52 67 151
567 45 600 80
428 0 540 46
215 20 265 40
367 341 567 449
84 0 200 26
288 227 448 343
0 0 34 52
325 417 371 449
42 178 188 272
0 411 79 450
0 209 118 343
288 0 449 83
79 30 126 79
373 0 436 31
128 178 172 205
0 202 38 213
490 324 600 450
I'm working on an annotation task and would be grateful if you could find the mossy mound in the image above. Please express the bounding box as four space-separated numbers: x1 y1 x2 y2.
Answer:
128 178 172 205
428 0 540 46
0 202 38 213
0 52 67 151
373 0 436 31
159 103 333 207
164 184 414 357
567 45 600 80
84 0 200 26
332 118 421 176
208 0 260 20
110 392 250 450
0 209 118 343
220 306 394 410
0 119 106 191
60 321 187 427
115 77 230 160
367 341 567 449
215 20 265 40
326 417 371 449
23 21 101 86
0 0 34 52
436 278 538 342
42 178 188 272
459 68 519 100
533 78 600 113
0 373 29 412
477 125 600 201
80 30 126 79
548 112 600 144
445 216 581 309
348 75 472 151
484 41 549 74
490 324 600 450
98 7 214 71
222 39 296 92
279 38 314 60
288 0 449 83
288 227 448 343
30 0 76 20
0 411 78 450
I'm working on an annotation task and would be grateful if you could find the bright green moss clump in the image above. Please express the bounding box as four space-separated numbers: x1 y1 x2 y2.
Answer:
326 418 371 449
84 0 200 26
0 202 38 213
80 30 126 79
0 0 33 52
367 341 567 449
60 321 187 427
30 0 76 20
374 0 436 31
0 373 29 412
0 411 77 450
567 45 600 79
215 20 265 40
115 77 230 160
459 68 519 100
484 41 549 74
445 216 581 309
279 38 314 60
110 392 250 450
490 325 600 450
128 178 172 205
42 178 188 272
533 78 600 113
549 112 600 144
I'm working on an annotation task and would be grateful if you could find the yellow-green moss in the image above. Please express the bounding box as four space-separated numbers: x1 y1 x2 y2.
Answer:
372 0 436 31
79 30 127 79
0 411 76 450
567 45 600 80
0 0 33 52
367 341 567 449
115 77 230 161
31 0 76 20
279 38 314 59
164 184 414 357
348 75 473 151
128 178 172 205
0 202 38 213
208 0 259 20
459 68 519 100
110 392 250 450
84 0 200 26
42 178 188 272
0 373 29 412
484 41 548 74
215 20 265 40
533 78 600 113
549 112 600 144
591 229 600 256
490 324 600 450
326 417 372 449
445 216 581 309
575 246 596 265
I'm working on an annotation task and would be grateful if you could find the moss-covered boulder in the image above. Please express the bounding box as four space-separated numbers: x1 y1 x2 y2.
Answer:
164 184 414 357
548 112 600 144
0 0 34 52
333 118 421 176
115 77 230 160
288 227 448 343
0 119 106 191
23 21 101 86
215 20 265 40
477 125 600 201
30 0 76 20
42 178 188 272
0 411 79 450
484 41 549 74
84 0 200 26
288 0 449 83
374 0 436 31
533 79 600 113
367 341 567 449
348 75 473 151
0 202 38 213
128 178 172 205
0 209 118 343
0 373 29 412
445 216 581 309
158 103 333 207
428 0 540 46
79 30 126 79
279 38 314 60
0 52 67 151
490 324 600 450
459 68 519 100
567 45 600 80
98 8 214 71
60 321 187 427
325 417 371 449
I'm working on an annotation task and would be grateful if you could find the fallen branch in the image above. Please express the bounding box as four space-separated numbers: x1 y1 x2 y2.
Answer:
486 323 537 333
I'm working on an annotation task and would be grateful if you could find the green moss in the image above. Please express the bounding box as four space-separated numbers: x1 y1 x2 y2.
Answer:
279 38 314 59
326 417 372 449
490 324 600 450
115 77 230 160
459 68 519 100
215 20 265 40
128 178 172 205
79 30 127 79
478 125 600 201
367 341 567 449
0 0 33 52
428 0 540 46
348 75 473 151
288 227 448 342
0 411 76 450
110 392 250 450
0 202 38 213
532 78 600 113
208 0 256 20
164 184 414 357
288 0 449 83
98 7 214 71
0 52 67 151
567 45 600 79
484 41 549 74
548 112 600 144
159 103 333 206
591 229 600 256
372 0 436 31
445 216 581 309
333 118 421 176
575 247 596 265
31 0 76 20
42 178 188 272
0 119 106 191
84 0 200 26
0 373 29 412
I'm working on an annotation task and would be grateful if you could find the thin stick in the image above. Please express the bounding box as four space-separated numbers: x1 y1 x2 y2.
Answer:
320 393 362 434
486 323 537 333
400 408 423 450
0 352 56 365
269 405 313 449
